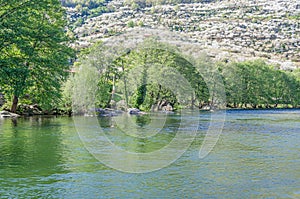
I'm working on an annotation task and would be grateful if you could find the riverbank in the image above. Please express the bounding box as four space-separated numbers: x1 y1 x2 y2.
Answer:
1 106 299 118
0 105 71 118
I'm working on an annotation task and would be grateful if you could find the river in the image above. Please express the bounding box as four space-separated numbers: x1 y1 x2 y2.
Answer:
0 109 299 198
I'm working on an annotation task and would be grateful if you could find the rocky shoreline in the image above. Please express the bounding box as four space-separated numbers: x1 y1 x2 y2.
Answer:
1 106 299 118
0 111 20 118
0 104 71 118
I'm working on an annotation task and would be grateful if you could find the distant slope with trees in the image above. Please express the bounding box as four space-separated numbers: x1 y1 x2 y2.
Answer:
0 0 299 115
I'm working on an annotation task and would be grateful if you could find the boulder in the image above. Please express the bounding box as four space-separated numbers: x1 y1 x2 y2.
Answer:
18 104 43 116
127 108 141 115
162 104 173 111
202 105 211 110
95 108 106 115
0 111 20 118
127 108 147 115
95 108 123 117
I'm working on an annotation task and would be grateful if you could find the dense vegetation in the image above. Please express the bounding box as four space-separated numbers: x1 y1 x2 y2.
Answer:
124 0 221 8
66 40 207 113
61 0 219 8
0 1 299 115
222 61 300 108
61 0 107 8
0 0 74 113
61 0 111 30
67 40 300 114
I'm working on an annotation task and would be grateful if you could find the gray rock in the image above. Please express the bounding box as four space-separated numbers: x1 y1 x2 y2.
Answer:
96 108 124 117
202 105 211 111
162 104 173 111
127 108 147 115
127 108 140 115
0 111 20 118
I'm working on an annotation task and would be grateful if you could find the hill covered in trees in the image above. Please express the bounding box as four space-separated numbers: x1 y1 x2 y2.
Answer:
64 0 300 70
62 0 299 113
0 0 299 115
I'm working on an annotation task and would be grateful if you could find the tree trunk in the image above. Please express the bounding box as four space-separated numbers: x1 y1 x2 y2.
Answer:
191 93 195 109
123 76 129 109
121 64 129 109
11 95 19 113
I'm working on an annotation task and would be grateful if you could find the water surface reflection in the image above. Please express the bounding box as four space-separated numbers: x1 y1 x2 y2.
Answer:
0 110 299 198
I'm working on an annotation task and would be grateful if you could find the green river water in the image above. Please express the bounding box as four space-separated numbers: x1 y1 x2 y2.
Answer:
0 109 299 198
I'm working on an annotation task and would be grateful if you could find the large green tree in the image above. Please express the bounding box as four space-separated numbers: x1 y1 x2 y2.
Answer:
69 39 208 112
0 0 74 112
222 60 300 108
114 40 206 111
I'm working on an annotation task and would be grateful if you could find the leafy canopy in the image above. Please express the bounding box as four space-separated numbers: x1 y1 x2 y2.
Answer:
0 0 74 110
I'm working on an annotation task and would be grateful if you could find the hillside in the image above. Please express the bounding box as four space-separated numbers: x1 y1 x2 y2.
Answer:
64 0 300 69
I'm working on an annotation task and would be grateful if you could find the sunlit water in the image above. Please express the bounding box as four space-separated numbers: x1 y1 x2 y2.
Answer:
0 109 299 198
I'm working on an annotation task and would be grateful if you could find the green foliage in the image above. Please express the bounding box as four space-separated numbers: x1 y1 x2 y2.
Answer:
127 20 135 28
113 39 204 110
68 41 117 113
222 60 300 108
137 20 144 27
60 74 74 111
292 68 300 81
65 38 300 114
123 0 220 7
61 0 106 9
67 39 204 112
62 0 110 23
96 77 113 108
0 0 74 112
70 59 101 113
